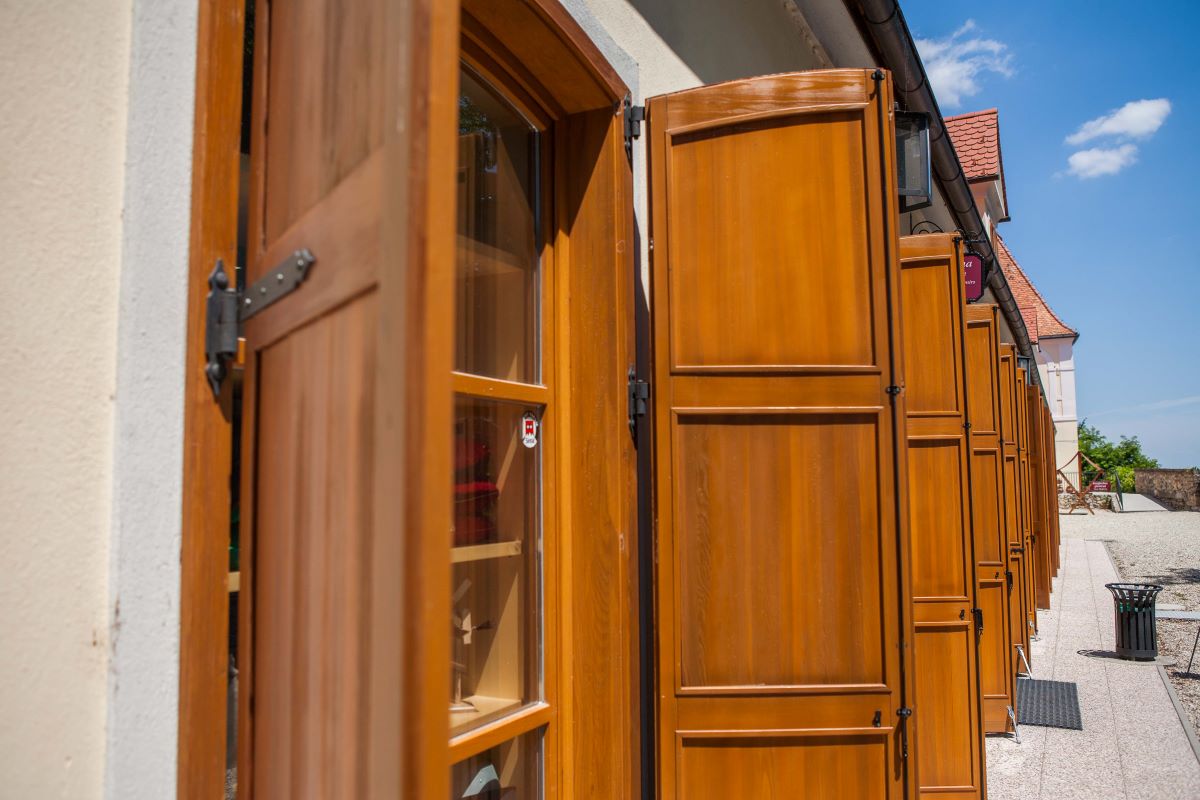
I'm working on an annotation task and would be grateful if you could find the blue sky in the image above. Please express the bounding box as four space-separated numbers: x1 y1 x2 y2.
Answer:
904 1 1200 468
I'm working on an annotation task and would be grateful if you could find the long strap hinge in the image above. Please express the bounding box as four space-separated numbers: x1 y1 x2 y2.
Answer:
205 248 315 399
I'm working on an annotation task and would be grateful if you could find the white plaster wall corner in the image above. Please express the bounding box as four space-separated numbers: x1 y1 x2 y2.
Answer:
105 0 198 798
0 1 134 796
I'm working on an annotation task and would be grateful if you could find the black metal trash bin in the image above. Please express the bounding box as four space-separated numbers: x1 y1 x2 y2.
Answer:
1105 583 1163 661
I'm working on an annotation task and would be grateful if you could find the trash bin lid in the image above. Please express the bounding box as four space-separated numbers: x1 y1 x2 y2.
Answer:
1104 582 1163 598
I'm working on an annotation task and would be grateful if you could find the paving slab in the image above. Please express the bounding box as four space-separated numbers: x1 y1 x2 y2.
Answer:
985 524 1200 799
1120 492 1172 513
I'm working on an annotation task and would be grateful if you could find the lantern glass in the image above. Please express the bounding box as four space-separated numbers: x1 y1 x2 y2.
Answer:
896 111 931 209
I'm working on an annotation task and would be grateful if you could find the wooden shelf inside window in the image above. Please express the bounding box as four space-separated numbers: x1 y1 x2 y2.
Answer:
451 540 522 564
450 695 523 733
457 235 527 277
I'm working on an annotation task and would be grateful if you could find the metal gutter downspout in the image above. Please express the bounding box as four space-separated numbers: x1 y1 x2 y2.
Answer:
846 0 1048 400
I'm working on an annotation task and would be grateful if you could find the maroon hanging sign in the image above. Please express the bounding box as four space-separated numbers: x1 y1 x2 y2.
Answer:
964 252 984 303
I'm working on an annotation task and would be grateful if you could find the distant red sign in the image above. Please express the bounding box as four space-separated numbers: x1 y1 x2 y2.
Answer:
964 253 984 302
1091 480 1112 492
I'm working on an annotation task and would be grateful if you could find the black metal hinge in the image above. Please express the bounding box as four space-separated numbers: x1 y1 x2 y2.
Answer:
627 367 649 442
623 96 645 161
972 607 985 637
205 248 315 398
1006 569 1014 591
885 384 903 397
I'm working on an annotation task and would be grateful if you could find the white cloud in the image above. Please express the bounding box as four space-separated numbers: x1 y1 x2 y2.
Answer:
1065 98 1172 145
1064 144 1139 178
915 20 1013 108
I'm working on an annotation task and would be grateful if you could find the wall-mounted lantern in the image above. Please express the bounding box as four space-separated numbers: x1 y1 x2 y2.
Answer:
896 111 931 212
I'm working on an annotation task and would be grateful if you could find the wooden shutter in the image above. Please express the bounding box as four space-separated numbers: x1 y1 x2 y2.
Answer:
999 347 1033 669
1046 406 1062 576
963 305 1016 734
899 235 985 799
647 69 912 799
1027 385 1052 611
236 1 459 797
1015 365 1037 633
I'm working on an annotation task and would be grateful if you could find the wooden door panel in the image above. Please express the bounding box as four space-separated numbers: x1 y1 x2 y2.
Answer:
253 296 377 797
650 70 909 799
900 258 960 414
970 451 1003 565
678 735 889 799
262 0 384 243
899 235 983 799
674 412 884 688
913 627 978 794
907 440 968 599
1028 387 1051 610
963 305 1015 734
667 113 875 370
1015 366 1036 637
999 348 1032 670
240 0 459 797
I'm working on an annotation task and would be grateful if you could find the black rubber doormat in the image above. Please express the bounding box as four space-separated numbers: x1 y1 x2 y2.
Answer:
1017 678 1083 730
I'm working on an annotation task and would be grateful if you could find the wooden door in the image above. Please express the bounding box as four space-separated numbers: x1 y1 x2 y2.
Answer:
1045 406 1061 576
999 347 1032 670
1027 386 1051 610
963 305 1015 733
899 235 985 799
237 1 459 797
648 70 913 799
1017 367 1036 633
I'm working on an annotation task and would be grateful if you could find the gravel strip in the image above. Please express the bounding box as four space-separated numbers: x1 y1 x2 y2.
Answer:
1062 509 1200 743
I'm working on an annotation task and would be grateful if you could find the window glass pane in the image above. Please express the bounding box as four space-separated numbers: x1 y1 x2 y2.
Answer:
451 729 543 799
451 397 542 736
456 66 540 384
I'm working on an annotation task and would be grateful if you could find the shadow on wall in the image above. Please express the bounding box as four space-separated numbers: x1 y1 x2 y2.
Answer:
629 0 821 84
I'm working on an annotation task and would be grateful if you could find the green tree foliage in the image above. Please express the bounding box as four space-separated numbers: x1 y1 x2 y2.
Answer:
1077 420 1159 492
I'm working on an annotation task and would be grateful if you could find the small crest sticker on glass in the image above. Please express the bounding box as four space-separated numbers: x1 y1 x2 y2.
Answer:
521 412 539 448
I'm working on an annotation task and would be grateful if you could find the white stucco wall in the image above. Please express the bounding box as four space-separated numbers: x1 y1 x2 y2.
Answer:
0 1 194 796
1037 336 1080 485
0 2 132 796
105 1 196 798
583 0 827 295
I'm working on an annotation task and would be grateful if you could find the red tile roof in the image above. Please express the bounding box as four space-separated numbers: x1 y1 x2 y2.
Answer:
993 233 1077 341
944 108 1002 180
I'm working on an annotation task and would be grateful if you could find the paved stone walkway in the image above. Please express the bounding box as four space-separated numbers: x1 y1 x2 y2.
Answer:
1119 493 1171 513
985 535 1200 799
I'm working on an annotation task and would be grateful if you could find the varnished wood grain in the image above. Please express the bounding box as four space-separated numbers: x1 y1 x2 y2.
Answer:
261 0 384 244
964 305 1015 734
650 70 912 799
178 0 243 796
1015 366 1036 637
238 1 459 798
899 235 984 799
1028 386 1052 610
555 107 639 798
667 113 875 370
999 349 1032 671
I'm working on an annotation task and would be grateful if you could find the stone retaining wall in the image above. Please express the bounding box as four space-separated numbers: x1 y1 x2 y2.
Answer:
1134 468 1200 511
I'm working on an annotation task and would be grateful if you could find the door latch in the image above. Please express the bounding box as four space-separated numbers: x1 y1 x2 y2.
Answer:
896 707 913 759
972 607 984 637
205 249 315 398
627 367 649 442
